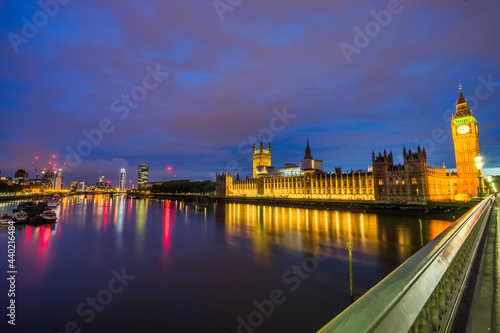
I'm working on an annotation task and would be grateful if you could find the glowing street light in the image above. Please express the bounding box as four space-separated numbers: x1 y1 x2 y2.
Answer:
474 155 485 197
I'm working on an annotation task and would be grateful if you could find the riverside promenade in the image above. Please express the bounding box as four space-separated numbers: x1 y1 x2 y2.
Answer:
455 193 500 332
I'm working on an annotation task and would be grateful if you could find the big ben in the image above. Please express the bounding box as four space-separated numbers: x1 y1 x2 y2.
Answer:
451 85 480 196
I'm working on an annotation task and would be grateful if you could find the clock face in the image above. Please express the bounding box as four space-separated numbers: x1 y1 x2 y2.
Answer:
457 125 470 134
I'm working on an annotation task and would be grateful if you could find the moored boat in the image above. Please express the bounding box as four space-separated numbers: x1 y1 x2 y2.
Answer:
14 210 29 223
29 215 44 225
42 209 57 223
45 196 60 208
1 213 13 224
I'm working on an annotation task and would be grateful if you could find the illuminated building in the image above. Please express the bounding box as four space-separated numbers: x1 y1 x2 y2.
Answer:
71 181 87 192
54 170 63 190
217 86 483 202
41 171 55 189
138 164 149 188
372 147 457 202
253 140 271 179
451 85 480 196
119 168 126 192
14 169 29 185
217 140 374 200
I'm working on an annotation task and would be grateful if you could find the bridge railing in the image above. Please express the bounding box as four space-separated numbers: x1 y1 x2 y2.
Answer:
318 195 496 333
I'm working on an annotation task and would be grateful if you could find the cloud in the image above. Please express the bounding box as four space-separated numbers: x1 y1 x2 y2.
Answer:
0 0 499 186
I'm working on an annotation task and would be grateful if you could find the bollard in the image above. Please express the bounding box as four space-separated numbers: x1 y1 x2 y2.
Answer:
348 242 353 302
419 219 424 247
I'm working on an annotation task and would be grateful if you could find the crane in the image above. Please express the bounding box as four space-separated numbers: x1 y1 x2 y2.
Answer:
32 162 39 179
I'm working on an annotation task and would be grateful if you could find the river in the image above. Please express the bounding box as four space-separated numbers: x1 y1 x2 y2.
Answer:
0 195 452 333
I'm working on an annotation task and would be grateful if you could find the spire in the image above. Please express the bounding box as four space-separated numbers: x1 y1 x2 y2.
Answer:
259 138 264 149
253 142 256 152
457 83 466 104
454 84 473 119
304 138 313 159
268 142 271 152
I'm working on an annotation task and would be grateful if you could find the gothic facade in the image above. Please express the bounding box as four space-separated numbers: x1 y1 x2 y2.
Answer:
216 87 482 202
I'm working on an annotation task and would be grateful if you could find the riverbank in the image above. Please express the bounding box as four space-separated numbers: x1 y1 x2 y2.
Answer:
0 194 36 202
149 194 474 218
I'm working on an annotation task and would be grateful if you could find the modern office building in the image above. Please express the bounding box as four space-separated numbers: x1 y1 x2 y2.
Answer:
119 168 126 192
138 164 149 188
54 170 63 190
41 171 55 189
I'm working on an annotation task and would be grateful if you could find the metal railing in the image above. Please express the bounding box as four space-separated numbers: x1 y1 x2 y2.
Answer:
318 195 496 333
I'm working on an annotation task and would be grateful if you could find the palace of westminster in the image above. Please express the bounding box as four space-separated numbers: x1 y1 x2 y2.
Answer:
216 87 483 202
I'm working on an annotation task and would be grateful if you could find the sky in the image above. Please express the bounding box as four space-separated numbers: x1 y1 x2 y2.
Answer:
1 0 499 188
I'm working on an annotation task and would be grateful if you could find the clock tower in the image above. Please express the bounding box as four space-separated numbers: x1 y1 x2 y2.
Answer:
451 85 480 196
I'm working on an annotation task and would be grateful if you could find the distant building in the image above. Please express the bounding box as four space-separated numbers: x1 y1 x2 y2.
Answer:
138 164 149 188
26 179 43 192
71 181 87 192
89 181 113 192
54 170 63 190
41 171 55 189
14 169 29 186
141 181 166 189
0 177 15 185
79 181 87 191
119 168 126 192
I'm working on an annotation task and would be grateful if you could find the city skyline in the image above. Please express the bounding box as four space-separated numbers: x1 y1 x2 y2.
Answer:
1 1 499 187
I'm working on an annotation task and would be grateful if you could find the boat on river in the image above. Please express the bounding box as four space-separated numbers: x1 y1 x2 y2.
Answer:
1 213 13 224
14 210 29 223
42 209 57 223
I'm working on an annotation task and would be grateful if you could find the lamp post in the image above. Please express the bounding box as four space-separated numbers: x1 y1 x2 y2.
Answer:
474 155 485 197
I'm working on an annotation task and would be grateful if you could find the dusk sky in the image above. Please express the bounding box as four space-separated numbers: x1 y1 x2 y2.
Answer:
1 0 499 188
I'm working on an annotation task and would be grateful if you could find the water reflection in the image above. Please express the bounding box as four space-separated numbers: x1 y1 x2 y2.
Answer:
220 203 451 264
21 224 57 281
0 196 455 333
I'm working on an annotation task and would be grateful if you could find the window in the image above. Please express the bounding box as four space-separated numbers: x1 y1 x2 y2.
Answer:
412 178 417 185
378 179 384 185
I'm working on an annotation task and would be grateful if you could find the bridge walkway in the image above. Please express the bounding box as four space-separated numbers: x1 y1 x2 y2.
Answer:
455 193 500 332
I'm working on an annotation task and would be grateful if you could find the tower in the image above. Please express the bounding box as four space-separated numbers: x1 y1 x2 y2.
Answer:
451 85 480 196
119 168 126 192
54 170 63 190
215 172 233 196
138 164 149 188
252 139 271 178
300 139 322 171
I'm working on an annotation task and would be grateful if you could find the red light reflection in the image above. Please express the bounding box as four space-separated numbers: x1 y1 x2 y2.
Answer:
164 201 171 248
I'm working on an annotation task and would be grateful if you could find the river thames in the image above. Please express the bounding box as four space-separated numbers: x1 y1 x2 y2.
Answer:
1 195 452 332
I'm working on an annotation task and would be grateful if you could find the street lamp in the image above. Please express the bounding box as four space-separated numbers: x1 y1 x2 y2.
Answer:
474 155 485 197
